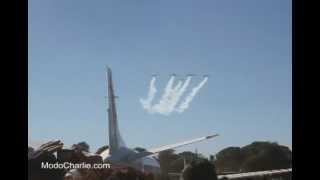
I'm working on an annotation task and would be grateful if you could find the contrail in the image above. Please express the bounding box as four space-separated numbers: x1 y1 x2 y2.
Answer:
172 80 183 92
139 77 157 112
155 79 183 115
140 75 207 115
176 77 208 113
151 76 177 114
160 76 176 103
166 76 192 113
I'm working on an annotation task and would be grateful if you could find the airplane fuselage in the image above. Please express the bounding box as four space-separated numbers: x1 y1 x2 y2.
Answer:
100 147 161 173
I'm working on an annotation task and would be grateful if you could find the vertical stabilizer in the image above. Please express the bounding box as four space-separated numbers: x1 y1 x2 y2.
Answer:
107 67 126 154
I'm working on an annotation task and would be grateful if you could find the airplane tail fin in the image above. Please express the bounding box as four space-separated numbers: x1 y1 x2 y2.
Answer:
107 67 126 154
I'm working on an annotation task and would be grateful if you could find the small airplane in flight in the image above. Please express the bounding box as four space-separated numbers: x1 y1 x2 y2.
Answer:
97 68 219 173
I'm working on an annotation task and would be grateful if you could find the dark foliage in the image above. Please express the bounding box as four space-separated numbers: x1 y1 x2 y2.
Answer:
28 140 65 180
28 146 35 159
214 147 244 172
158 149 208 174
72 141 90 152
214 141 292 173
96 145 109 154
28 151 65 180
158 149 180 174
182 160 218 180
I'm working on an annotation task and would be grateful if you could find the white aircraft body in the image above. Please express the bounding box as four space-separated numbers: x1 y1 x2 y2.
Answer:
99 68 219 173
217 168 292 179
168 168 292 180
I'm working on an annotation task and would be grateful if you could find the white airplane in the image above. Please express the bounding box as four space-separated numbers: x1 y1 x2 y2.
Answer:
217 168 292 180
168 168 292 180
98 67 219 173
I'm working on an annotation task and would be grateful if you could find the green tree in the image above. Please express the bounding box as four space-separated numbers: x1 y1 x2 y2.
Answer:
213 141 292 173
179 151 207 163
72 141 90 152
214 147 243 173
158 149 180 174
182 160 218 180
241 143 291 171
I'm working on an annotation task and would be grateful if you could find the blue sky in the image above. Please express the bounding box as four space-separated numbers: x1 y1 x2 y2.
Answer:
28 0 291 156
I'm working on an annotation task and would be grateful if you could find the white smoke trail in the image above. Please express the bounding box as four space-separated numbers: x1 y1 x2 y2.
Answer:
158 76 176 105
154 79 183 115
176 77 208 113
172 80 183 92
166 76 192 113
139 77 157 112
151 76 177 114
140 75 207 115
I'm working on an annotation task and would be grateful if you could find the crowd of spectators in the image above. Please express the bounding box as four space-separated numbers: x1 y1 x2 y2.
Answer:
28 140 218 180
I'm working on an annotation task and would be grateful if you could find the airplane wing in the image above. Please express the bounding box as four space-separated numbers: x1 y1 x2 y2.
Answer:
217 168 292 179
126 134 218 162
168 168 292 179
147 134 219 154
